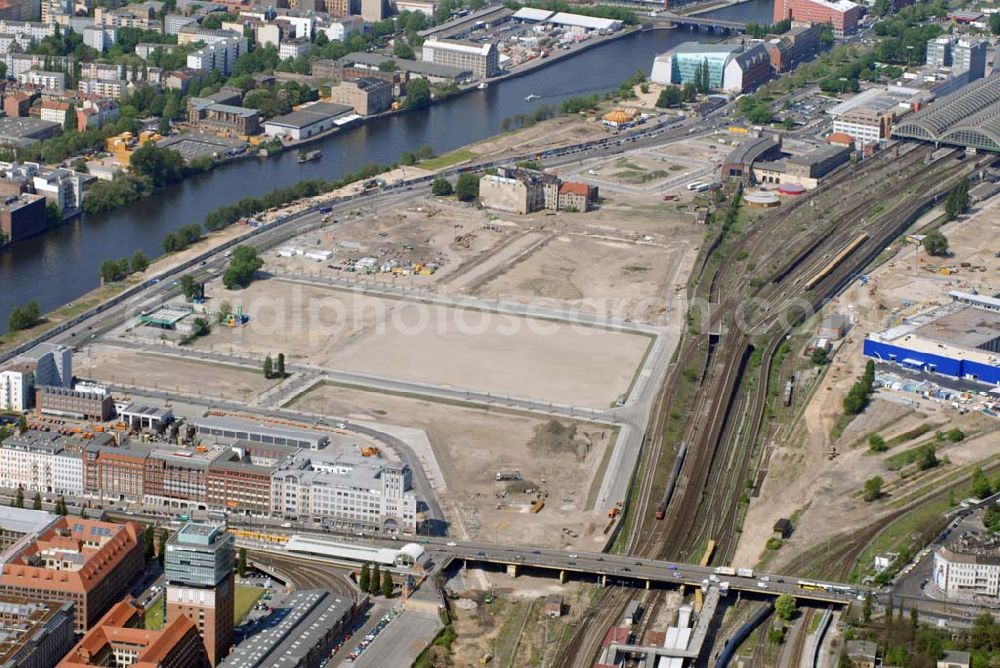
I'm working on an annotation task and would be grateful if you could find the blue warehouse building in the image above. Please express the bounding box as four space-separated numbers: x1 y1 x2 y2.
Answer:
864 291 1000 386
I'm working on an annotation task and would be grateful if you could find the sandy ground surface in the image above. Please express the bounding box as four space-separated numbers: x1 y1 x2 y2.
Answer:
464 115 609 163
474 234 683 322
288 383 615 549
733 194 1000 571
190 279 650 408
79 344 278 402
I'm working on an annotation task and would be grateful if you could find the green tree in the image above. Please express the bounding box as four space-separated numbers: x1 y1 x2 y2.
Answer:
923 229 949 256
190 317 210 337
972 465 992 499
359 562 371 592
32 491 41 510
393 41 415 59
263 355 273 379
223 245 263 289
863 475 884 501
80 507 88 519
157 529 167 565
63 103 77 133
767 627 785 645
837 650 850 668
656 85 682 108
130 250 149 273
944 177 970 221
862 594 872 623
100 258 130 283
404 77 431 110
872 0 891 15
381 569 393 597
12 489 23 508
370 563 381 595
992 12 1000 35
56 496 67 515
916 445 939 471
17 415 26 434
8 299 41 331
945 428 965 443
179 275 203 302
238 547 247 577
276 353 285 378
129 142 186 188
810 348 828 365
774 593 796 621
46 201 61 225
144 524 155 560
869 434 887 453
455 173 479 202
431 177 453 196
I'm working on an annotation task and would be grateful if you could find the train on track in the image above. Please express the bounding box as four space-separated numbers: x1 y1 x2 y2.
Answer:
797 580 862 599
655 441 688 520
803 233 870 291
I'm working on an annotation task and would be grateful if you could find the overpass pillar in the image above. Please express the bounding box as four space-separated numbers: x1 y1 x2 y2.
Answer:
645 579 651 590
559 570 567 584
601 574 607 587
506 564 518 578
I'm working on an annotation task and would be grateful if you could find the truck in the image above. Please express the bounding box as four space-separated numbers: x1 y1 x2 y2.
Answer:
737 568 754 578
719 581 731 596
714 566 736 576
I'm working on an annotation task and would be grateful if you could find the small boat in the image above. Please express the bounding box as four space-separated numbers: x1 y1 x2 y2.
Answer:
297 150 322 163
524 93 540 101
477 82 489 90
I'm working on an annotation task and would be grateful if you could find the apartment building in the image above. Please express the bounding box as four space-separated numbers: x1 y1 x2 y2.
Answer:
187 38 247 76
206 442 294 517
144 444 230 509
271 451 417 533
58 600 207 668
773 0 860 35
31 167 86 217
0 430 62 493
421 38 498 78
0 517 144 631
17 70 65 91
52 439 84 497
187 96 261 137
77 78 127 100
0 362 34 411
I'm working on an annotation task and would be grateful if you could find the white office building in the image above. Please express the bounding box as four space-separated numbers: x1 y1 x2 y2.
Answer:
323 17 365 42
271 451 418 533
20 343 72 388
0 364 32 412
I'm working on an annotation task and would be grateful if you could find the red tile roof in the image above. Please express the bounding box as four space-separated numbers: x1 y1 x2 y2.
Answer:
827 132 854 146
559 181 590 196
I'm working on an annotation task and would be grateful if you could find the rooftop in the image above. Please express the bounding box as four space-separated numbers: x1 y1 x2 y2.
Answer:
670 41 742 56
219 589 353 667
194 415 329 446
265 101 353 129
893 72 1000 152
912 303 1000 349
0 597 73 667
333 52 472 79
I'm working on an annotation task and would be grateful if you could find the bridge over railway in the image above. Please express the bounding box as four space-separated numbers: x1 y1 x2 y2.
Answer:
265 532 867 606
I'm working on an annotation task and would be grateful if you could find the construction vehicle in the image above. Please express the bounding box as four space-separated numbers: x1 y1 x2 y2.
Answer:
608 501 622 519
530 498 545 513
358 445 379 457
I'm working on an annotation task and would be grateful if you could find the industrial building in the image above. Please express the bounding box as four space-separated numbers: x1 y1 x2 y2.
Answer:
271 450 418 533
316 52 472 87
35 385 114 421
284 535 429 569
263 101 357 141
0 597 75 668
893 73 1000 153
193 415 329 450
218 589 355 668
164 523 234 666
0 517 143 632
58 599 206 668
83 438 151 503
0 192 46 242
187 93 261 137
206 443 292 517
144 443 231 509
753 143 852 189
721 136 783 183
421 38 499 79
773 0 860 35
865 291 1000 385
327 76 394 116
827 87 911 148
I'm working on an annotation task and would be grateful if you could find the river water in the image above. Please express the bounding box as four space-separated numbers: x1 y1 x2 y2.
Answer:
0 0 773 328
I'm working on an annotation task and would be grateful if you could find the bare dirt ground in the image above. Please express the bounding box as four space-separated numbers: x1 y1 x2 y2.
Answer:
464 115 609 163
79 344 278 402
191 279 650 408
264 197 516 288
288 383 615 549
473 234 682 322
733 194 1000 571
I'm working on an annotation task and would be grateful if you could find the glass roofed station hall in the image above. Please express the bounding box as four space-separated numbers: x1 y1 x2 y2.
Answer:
893 71 1000 152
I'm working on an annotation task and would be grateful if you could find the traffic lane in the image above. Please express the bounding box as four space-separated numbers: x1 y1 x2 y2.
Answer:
325 602 389 667
352 610 440 668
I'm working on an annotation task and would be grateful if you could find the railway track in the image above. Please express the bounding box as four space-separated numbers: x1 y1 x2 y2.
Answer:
559 147 979 667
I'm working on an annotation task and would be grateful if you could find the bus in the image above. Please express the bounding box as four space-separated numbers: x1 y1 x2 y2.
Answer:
686 182 704 191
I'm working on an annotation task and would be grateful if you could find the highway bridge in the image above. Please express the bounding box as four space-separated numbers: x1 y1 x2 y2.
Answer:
653 12 748 32
269 532 868 606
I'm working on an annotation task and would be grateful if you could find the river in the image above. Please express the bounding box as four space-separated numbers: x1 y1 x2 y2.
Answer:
0 0 773 329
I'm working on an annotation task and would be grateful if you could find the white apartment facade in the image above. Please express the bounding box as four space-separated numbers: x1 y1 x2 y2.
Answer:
0 432 61 493
934 545 1000 598
18 69 66 91
52 447 84 496
0 366 32 412
187 37 247 76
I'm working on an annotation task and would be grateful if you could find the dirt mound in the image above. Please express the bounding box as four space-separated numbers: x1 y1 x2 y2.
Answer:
528 420 591 459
